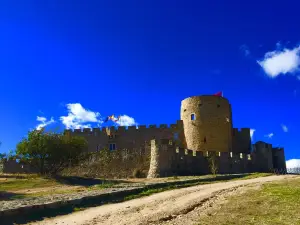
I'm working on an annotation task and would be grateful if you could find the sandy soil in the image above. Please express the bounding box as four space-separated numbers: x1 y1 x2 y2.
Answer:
29 175 298 225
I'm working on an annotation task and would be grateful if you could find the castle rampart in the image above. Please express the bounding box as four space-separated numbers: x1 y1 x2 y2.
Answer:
65 120 185 152
147 139 257 178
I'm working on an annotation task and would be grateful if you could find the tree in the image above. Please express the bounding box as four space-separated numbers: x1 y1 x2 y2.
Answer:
207 152 219 177
16 128 88 175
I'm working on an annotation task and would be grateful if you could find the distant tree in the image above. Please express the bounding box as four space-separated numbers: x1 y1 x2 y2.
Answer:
16 128 88 175
207 152 219 177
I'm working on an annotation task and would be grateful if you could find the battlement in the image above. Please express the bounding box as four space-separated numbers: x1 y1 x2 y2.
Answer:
232 128 250 135
151 139 252 160
65 120 184 135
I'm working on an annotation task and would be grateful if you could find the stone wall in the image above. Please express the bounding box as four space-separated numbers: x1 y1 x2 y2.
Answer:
147 139 256 178
180 95 233 152
272 147 286 172
232 128 251 154
0 160 37 174
65 120 186 153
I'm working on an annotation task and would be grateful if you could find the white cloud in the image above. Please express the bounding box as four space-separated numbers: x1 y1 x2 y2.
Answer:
286 159 300 169
240 45 250 56
264 133 274 139
297 76 300 80
250 129 255 140
257 45 300 78
281 124 288 132
60 103 102 129
115 115 137 127
36 116 55 130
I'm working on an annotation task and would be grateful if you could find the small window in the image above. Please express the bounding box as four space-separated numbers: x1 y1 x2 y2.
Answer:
230 152 233 158
184 109 186 112
169 140 173 145
199 103 202 107
109 143 116 151
174 132 179 140
240 153 243 159
191 113 196 121
217 104 220 108
247 154 251 160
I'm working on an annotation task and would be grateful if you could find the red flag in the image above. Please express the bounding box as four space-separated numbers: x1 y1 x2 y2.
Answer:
213 91 223 97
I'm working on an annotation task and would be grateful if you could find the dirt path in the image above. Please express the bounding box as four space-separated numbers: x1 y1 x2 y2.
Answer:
29 175 298 225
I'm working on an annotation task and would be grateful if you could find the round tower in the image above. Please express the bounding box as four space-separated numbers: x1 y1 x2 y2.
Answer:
180 95 233 152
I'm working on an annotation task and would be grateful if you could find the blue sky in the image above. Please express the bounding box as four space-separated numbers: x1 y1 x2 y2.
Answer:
0 1 299 167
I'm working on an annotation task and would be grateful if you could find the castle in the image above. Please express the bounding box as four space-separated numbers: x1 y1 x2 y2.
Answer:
64 95 287 177
0 95 287 176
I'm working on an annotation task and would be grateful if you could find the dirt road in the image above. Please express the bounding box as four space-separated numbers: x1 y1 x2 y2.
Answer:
29 175 298 225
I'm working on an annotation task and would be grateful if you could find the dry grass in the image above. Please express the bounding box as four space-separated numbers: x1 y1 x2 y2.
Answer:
198 177 300 225
0 172 272 200
0 177 59 192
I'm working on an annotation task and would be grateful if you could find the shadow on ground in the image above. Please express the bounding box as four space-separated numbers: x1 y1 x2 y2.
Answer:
0 191 25 201
53 175 132 186
0 173 257 225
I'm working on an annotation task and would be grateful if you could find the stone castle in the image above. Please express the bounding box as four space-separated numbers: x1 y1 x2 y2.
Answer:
0 95 287 176
64 95 287 177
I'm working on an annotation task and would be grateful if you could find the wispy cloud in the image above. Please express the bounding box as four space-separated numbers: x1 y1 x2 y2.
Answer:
257 45 300 78
281 124 288 132
264 133 274 139
60 103 102 129
286 159 300 169
297 76 300 81
250 129 255 140
240 44 250 56
36 116 55 130
115 115 138 127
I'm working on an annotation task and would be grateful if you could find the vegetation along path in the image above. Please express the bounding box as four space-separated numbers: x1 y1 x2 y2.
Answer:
28 175 299 225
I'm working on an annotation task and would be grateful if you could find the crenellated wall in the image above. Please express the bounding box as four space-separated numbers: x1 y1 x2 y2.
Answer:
65 120 186 153
147 139 256 178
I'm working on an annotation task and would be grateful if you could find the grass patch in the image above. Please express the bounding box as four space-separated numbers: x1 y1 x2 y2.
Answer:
198 177 300 225
0 177 59 192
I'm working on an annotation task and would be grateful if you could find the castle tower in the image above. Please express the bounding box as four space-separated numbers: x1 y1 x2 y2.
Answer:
180 95 233 152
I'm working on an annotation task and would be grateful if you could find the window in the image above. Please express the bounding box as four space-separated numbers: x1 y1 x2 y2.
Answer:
191 113 196 121
174 132 179 140
199 103 202 107
109 143 116 151
184 109 186 112
230 152 233 158
240 153 243 159
217 104 220 108
247 154 251 160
